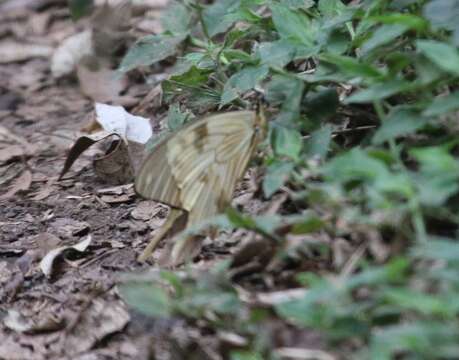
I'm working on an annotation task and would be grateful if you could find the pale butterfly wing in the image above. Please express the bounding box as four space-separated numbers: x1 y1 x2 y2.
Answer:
135 133 183 208
135 110 266 263
166 111 257 223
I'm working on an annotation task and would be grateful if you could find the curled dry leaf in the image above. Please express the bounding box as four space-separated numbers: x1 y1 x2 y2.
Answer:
58 104 152 182
95 103 152 144
93 137 135 184
39 235 92 278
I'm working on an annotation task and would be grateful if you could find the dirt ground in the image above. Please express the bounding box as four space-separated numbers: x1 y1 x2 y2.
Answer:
0 2 192 359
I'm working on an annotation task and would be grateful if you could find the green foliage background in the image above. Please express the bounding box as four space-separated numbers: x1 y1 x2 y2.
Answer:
115 0 459 357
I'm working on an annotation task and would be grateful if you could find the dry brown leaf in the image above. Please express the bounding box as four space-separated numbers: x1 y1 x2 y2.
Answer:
76 56 128 103
93 138 135 184
0 169 32 200
0 41 53 63
39 235 92 278
64 298 130 355
0 144 25 164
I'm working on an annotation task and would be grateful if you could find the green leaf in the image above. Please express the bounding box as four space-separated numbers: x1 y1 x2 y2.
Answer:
68 0 93 20
119 283 171 318
319 53 383 79
412 237 459 262
271 125 303 160
423 0 459 31
167 104 193 131
161 1 191 35
369 13 428 31
373 107 428 144
284 0 314 10
266 75 304 124
220 65 269 105
257 41 297 67
203 0 241 37
410 146 459 206
303 125 333 158
303 88 340 122
323 148 389 183
345 80 413 103
263 161 294 197
417 40 459 76
423 91 459 117
270 3 316 47
230 351 264 360
226 208 258 230
119 34 187 72
383 287 449 316
361 24 409 55
291 215 325 234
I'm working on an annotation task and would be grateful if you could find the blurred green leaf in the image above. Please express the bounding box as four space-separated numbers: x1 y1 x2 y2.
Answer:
345 80 413 103
373 107 428 144
263 161 294 197
423 91 459 116
68 0 93 20
258 41 297 67
203 0 241 37
167 104 193 131
161 1 191 34
271 125 303 160
361 24 409 55
417 40 459 76
303 125 333 158
120 283 171 318
221 65 269 105
119 34 187 72
270 3 316 47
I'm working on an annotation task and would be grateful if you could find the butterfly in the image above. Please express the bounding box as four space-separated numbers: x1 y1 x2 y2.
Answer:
135 110 267 264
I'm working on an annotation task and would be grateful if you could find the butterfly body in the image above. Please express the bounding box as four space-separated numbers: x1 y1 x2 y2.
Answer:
135 110 266 263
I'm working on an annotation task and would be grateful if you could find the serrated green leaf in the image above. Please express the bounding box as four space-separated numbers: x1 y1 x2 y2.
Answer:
270 3 316 47
220 65 269 105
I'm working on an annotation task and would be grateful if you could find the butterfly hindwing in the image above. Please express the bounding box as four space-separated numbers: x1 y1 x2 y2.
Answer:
135 137 183 208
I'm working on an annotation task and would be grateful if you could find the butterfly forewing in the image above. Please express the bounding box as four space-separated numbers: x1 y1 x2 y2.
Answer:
135 110 259 223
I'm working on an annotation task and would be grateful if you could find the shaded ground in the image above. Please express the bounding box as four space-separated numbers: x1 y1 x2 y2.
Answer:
0 3 178 359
